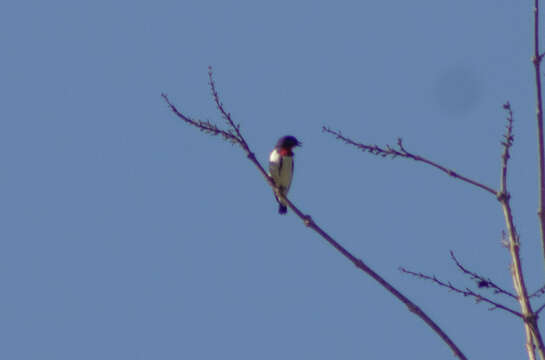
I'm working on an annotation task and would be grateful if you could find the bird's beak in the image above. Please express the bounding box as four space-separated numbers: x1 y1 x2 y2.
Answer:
296 141 303 147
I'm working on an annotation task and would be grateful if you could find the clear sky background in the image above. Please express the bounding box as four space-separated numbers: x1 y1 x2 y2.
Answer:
1 0 543 359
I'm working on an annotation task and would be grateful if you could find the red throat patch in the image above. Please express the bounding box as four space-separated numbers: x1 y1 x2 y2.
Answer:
278 148 293 156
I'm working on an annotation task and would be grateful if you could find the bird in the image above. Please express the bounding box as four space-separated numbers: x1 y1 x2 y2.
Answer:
268 135 302 214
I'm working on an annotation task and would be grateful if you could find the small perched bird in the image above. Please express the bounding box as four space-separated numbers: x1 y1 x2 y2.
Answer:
268 135 302 214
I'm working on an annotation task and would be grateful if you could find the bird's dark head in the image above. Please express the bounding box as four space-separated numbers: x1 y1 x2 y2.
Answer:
276 135 302 150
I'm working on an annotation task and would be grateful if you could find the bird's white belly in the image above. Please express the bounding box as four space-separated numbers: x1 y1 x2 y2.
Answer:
269 154 293 193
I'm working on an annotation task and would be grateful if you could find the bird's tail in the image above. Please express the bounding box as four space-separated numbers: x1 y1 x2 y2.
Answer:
274 192 288 215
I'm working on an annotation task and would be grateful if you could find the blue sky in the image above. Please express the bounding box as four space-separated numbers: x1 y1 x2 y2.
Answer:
1 0 543 358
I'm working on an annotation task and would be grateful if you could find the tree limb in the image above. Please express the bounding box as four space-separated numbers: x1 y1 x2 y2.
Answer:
322 127 497 196
400 267 523 317
450 250 517 300
533 0 545 273
162 68 468 360
498 102 544 360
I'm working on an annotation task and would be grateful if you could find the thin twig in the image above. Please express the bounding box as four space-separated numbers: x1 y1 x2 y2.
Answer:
534 0 545 272
530 3 544 357
322 127 497 196
449 250 517 299
530 284 545 299
162 68 468 360
207 67 250 153
500 102 514 196
400 267 523 318
161 93 240 145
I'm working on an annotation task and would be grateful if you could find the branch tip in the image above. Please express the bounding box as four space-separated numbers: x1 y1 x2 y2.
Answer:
323 127 497 195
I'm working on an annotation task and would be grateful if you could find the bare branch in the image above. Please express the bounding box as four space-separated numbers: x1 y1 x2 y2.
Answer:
161 93 241 145
322 127 497 196
163 69 468 360
499 189 545 358
530 284 545 299
497 100 545 357
400 267 523 318
534 0 545 272
523 3 545 357
207 67 250 153
449 250 517 299
500 102 514 197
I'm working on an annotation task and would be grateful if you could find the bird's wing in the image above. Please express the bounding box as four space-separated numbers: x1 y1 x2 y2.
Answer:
282 157 294 193
269 150 282 183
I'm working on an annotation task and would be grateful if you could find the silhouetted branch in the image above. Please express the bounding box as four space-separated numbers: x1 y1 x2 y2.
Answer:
497 99 545 359
500 102 514 195
323 103 545 357
534 0 545 271
530 284 545 299
207 67 250 153
400 267 523 318
449 250 517 299
322 127 497 196
163 68 468 360
161 93 240 144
